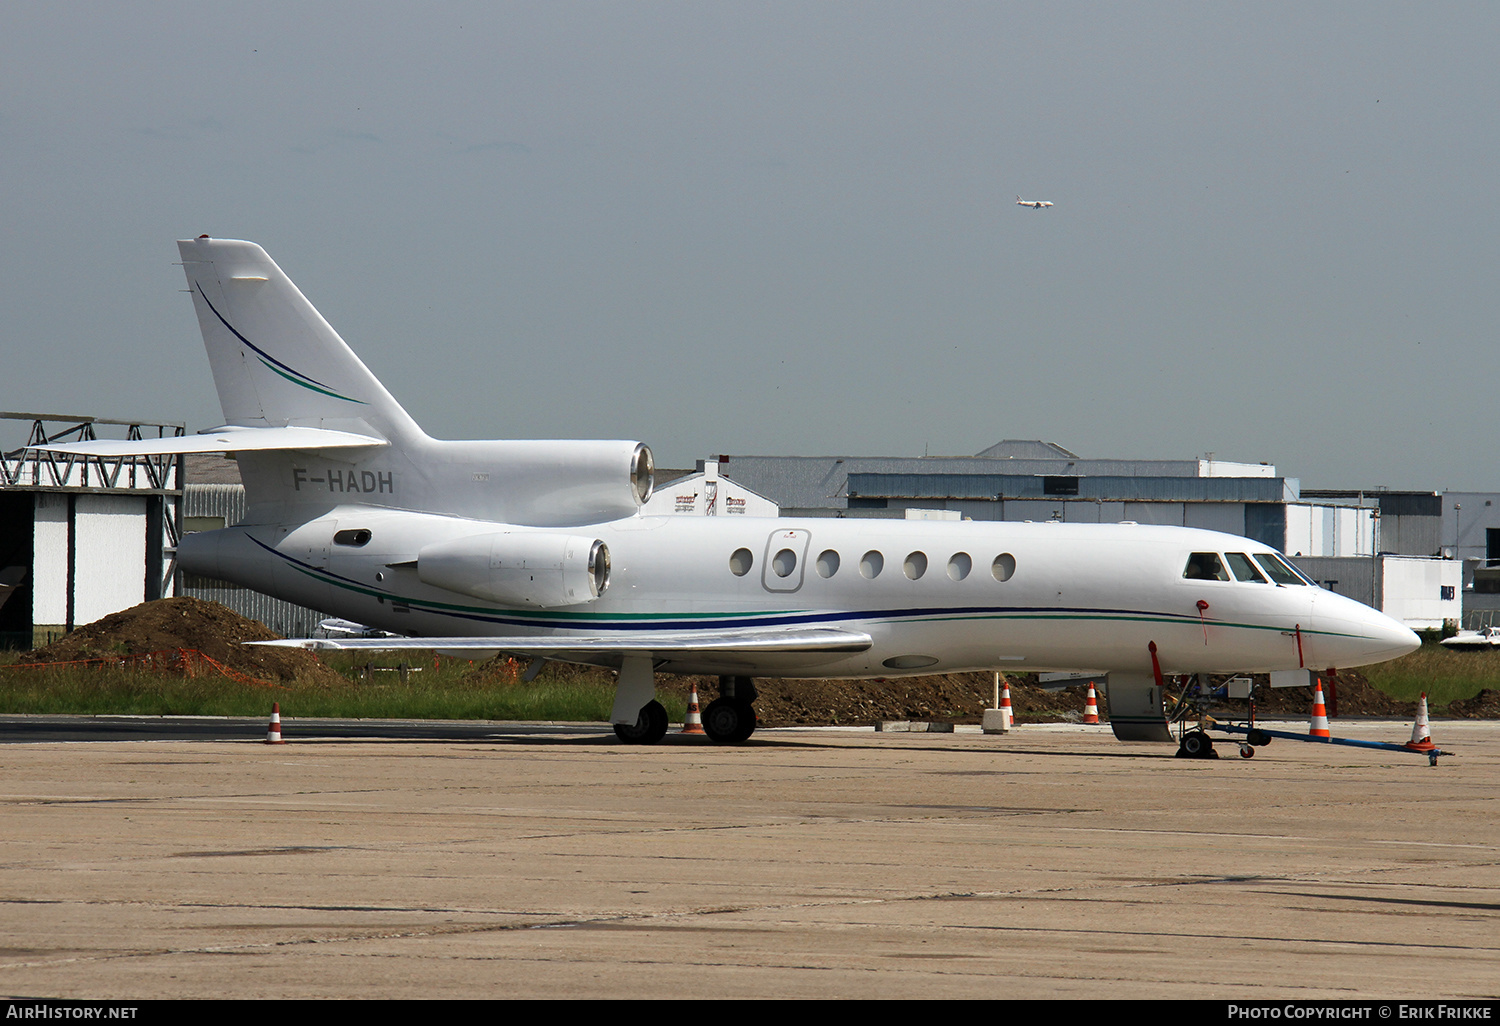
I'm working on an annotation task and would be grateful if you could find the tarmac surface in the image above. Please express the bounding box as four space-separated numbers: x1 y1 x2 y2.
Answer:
1 717 1497 1000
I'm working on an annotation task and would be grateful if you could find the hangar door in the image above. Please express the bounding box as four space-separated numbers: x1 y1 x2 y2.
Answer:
0 494 33 647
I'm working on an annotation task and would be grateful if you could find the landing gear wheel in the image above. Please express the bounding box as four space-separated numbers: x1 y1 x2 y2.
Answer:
703 697 757 744
1178 730 1217 759
614 700 668 745
1239 744 1255 759
734 699 757 742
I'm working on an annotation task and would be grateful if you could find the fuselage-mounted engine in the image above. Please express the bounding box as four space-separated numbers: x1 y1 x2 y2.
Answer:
416 530 610 608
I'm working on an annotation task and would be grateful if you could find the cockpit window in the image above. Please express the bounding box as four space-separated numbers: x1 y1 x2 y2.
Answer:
1183 552 1230 581
1225 552 1268 583
1251 552 1311 586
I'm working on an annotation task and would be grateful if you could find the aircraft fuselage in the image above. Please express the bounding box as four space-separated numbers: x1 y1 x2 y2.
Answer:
180 509 1414 678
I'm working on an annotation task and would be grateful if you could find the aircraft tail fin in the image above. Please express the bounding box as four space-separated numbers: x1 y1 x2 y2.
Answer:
176 236 424 445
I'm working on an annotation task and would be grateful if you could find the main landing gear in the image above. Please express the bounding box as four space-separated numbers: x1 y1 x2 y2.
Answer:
703 675 758 744
611 665 758 745
612 655 670 745
613 700 669 745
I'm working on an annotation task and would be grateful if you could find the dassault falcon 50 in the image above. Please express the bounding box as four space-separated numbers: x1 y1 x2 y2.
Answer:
38 237 1419 748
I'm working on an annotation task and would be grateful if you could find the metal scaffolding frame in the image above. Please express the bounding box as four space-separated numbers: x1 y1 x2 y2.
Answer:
1 411 184 496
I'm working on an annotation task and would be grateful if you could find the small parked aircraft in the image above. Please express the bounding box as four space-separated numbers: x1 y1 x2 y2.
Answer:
36 238 1419 752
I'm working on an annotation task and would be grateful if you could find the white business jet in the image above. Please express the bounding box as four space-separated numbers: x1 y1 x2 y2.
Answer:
37 237 1418 751
1016 196 1054 209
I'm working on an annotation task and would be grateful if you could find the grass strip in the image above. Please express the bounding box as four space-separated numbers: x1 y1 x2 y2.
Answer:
0 653 687 723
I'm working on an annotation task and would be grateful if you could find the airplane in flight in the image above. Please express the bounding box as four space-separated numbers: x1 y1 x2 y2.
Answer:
36 237 1419 753
1016 196 1054 209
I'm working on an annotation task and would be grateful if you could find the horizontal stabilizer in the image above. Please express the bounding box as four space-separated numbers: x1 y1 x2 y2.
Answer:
252 626 874 659
29 425 388 457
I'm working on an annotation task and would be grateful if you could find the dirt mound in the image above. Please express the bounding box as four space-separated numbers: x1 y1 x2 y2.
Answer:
1448 689 1500 718
22 597 344 685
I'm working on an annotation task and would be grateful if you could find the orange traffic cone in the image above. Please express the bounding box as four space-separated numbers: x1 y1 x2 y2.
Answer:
1082 682 1100 724
1309 679 1331 738
999 680 1014 732
681 684 706 735
265 702 286 745
1406 692 1435 751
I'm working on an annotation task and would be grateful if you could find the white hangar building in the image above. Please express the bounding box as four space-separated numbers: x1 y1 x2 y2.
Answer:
643 459 778 517
0 413 182 648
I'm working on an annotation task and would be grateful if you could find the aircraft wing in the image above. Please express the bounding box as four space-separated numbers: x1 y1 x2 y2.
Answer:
252 626 873 658
28 425 388 457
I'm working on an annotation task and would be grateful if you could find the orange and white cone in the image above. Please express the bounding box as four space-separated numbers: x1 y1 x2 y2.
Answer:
681 684 706 735
1309 679 1331 738
1082 682 1100 724
999 680 1014 732
265 702 286 745
1406 692 1435 751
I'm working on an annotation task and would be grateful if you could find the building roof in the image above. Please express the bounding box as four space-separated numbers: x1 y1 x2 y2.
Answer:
184 453 244 485
721 447 1286 513
848 472 1294 503
972 439 1080 459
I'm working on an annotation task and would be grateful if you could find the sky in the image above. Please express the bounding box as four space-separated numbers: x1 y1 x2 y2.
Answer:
3 2 1498 491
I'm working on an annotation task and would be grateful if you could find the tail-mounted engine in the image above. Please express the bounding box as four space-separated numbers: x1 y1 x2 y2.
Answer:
459 440 654 526
417 531 610 607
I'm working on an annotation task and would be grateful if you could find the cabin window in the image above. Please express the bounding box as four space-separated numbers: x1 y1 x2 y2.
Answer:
816 549 840 578
334 529 372 546
860 550 884 579
729 547 753 576
904 551 928 580
1183 552 1230 581
1251 552 1311 586
992 553 1016 582
947 552 972 581
1225 552 1268 583
772 548 798 578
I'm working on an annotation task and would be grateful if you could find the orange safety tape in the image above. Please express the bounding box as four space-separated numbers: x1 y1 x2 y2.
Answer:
6 648 285 689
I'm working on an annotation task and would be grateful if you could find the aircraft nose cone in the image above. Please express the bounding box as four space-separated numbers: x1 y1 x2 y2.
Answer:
1312 592 1421 667
1365 617 1422 663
